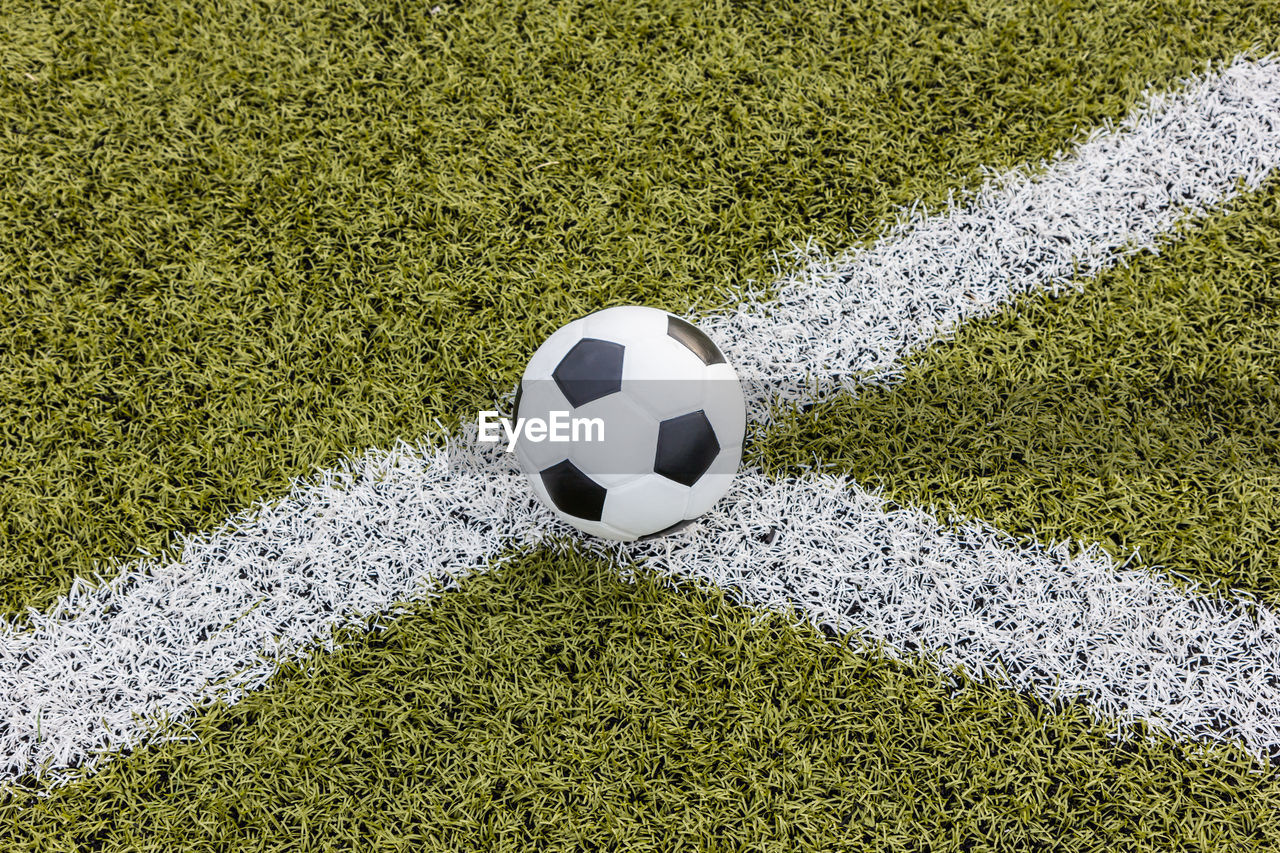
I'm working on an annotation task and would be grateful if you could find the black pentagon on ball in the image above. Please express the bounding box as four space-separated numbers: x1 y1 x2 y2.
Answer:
654 410 720 487
540 459 607 521
553 338 625 407
666 315 725 365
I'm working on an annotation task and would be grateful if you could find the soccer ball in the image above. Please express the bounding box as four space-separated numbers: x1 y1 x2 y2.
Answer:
513 306 745 540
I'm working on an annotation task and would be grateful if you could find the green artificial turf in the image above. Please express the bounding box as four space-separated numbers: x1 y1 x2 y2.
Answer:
3 0 1280 616
755 177 1280 604
3 548 1278 852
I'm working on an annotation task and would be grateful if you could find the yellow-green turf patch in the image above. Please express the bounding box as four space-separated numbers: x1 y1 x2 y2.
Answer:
3 548 1278 852
3 0 1280 614
755 176 1280 604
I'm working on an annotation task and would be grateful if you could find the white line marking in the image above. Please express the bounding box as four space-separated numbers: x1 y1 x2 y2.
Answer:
632 471 1280 760
705 54 1280 416
1 441 541 785
4 54 1280 785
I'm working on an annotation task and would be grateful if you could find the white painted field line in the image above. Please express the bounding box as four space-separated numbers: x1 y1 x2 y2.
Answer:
1 439 545 786
629 471 1280 760
705 53 1280 416
4 53 1280 786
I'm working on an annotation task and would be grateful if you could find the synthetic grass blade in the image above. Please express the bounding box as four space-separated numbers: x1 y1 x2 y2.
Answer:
6 53 1280 786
